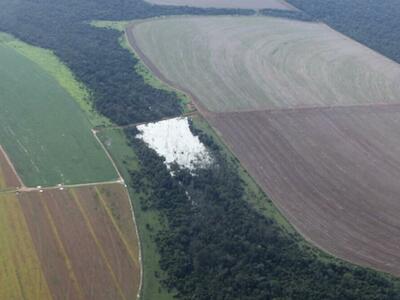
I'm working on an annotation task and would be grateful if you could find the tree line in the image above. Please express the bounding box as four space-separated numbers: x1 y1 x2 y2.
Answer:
127 125 400 299
2 0 400 298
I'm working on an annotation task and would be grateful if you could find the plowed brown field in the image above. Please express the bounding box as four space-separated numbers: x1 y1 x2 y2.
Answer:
208 106 400 276
0 183 140 300
129 15 400 277
0 145 22 189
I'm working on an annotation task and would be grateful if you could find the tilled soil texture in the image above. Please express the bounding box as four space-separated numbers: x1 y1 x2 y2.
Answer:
0 145 22 189
143 0 294 10
129 16 400 113
19 183 140 300
208 106 400 276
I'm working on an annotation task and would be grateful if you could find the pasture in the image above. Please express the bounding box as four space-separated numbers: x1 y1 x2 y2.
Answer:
0 183 140 300
129 16 400 112
208 106 400 276
0 41 117 186
144 0 294 10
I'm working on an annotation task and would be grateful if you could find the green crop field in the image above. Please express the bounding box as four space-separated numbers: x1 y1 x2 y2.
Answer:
129 16 400 112
0 39 117 187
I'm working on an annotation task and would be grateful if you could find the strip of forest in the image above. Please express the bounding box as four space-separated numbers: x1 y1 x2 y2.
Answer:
2 0 400 299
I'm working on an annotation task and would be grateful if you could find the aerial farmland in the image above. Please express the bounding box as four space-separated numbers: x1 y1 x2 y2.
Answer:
3 0 400 298
0 39 117 187
0 32 141 300
0 184 140 300
128 15 400 276
128 16 400 113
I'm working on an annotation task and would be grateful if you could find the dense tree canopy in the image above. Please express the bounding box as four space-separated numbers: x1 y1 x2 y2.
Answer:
2 0 400 298
287 0 400 64
0 0 249 125
127 126 400 299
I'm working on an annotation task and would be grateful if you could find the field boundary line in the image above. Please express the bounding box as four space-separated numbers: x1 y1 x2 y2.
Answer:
126 20 400 119
1 198 28 300
94 186 139 265
0 145 25 188
92 129 143 300
15 179 123 193
40 194 86 300
125 22 211 118
14 197 53 300
70 189 128 300
92 129 123 181
123 185 143 300
216 101 400 116
93 111 197 132
91 129 124 182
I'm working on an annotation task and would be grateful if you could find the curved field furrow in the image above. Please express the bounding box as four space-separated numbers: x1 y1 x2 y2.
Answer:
208 107 400 276
129 16 400 113
143 0 294 10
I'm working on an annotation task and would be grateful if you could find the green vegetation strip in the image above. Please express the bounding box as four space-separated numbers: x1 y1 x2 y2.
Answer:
91 20 192 113
0 35 117 186
0 33 110 127
97 128 175 300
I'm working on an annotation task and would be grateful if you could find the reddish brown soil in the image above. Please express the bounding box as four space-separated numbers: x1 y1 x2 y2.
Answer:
75 186 140 298
0 145 23 189
19 191 84 300
19 184 140 300
208 105 400 276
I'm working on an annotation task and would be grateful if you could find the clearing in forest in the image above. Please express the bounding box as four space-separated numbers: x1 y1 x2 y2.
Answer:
0 38 117 187
128 16 400 113
0 183 140 300
143 0 294 10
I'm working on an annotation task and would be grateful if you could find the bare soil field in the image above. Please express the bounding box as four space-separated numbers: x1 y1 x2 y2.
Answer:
0 145 22 189
3 183 142 300
208 106 400 276
129 16 400 112
144 0 294 10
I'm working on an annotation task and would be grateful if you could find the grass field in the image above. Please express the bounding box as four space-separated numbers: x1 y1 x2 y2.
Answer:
0 183 140 300
129 16 400 112
0 33 110 127
143 0 294 10
0 38 117 187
